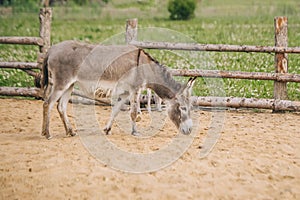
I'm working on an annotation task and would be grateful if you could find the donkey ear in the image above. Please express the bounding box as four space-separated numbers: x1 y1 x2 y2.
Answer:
182 77 197 97
187 77 197 89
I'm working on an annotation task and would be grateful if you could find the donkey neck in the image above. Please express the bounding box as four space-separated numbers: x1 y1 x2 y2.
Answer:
145 61 183 100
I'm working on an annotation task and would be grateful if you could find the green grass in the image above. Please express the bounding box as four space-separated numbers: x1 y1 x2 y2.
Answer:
0 0 299 100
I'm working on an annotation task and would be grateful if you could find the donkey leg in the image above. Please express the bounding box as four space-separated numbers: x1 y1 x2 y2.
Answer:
136 88 142 114
42 100 52 139
42 85 51 137
130 90 140 136
103 93 129 135
147 88 152 113
156 94 162 112
42 87 64 139
57 85 76 137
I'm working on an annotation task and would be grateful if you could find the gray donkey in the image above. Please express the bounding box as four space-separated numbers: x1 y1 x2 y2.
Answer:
41 40 196 139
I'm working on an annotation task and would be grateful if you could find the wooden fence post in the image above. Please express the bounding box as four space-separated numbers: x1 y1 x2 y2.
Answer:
42 0 50 7
274 17 288 103
125 18 138 44
38 7 52 66
36 7 52 90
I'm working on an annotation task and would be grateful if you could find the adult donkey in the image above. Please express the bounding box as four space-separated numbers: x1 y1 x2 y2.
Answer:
41 40 196 139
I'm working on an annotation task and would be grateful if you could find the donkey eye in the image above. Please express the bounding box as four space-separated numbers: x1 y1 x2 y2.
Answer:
181 106 187 111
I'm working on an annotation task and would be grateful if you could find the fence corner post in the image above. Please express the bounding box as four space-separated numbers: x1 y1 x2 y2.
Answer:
125 18 138 44
39 7 52 59
42 0 50 7
273 16 288 111
274 17 288 97
36 7 52 90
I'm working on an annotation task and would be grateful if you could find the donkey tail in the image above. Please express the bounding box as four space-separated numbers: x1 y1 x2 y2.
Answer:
39 52 49 98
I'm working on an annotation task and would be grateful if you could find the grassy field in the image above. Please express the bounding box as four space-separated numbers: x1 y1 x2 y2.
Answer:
0 0 299 100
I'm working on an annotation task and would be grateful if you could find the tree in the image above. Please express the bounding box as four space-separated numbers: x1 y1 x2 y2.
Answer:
168 0 196 20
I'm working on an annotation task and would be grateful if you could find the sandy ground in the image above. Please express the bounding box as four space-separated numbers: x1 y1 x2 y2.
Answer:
0 98 299 199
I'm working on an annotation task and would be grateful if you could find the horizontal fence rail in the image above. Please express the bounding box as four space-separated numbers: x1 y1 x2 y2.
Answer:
0 87 40 98
190 96 300 111
1 86 299 111
170 69 300 82
0 61 39 69
0 36 44 46
130 40 300 54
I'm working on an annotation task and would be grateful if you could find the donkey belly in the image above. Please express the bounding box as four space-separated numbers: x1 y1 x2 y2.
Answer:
75 78 115 98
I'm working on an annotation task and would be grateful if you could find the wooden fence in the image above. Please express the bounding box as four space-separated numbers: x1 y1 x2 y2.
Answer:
125 18 300 111
0 11 299 111
0 7 52 97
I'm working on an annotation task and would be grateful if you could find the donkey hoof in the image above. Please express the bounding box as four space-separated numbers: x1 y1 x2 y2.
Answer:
45 134 52 140
70 132 77 137
131 131 141 137
67 130 76 137
42 131 52 139
103 127 111 135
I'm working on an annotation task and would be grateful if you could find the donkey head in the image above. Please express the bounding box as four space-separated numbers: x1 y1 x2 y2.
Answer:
168 77 196 135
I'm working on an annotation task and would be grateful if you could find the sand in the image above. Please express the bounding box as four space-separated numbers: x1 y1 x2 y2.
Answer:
0 98 299 199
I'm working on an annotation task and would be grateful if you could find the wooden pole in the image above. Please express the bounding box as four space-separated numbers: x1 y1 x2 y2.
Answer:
170 69 300 83
39 7 52 55
37 7 52 89
0 61 39 69
130 41 300 54
72 89 111 105
191 96 300 111
274 17 288 104
21 69 39 78
70 96 110 106
0 87 41 98
125 18 138 44
0 86 299 111
42 0 50 7
191 96 274 109
0 37 44 45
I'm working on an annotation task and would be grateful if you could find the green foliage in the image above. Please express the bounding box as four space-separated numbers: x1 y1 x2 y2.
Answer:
10 0 40 13
64 0 110 6
168 0 196 20
72 0 89 6
112 0 155 10
0 69 34 87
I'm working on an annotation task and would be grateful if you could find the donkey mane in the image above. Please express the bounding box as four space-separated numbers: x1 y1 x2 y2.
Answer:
141 49 183 96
